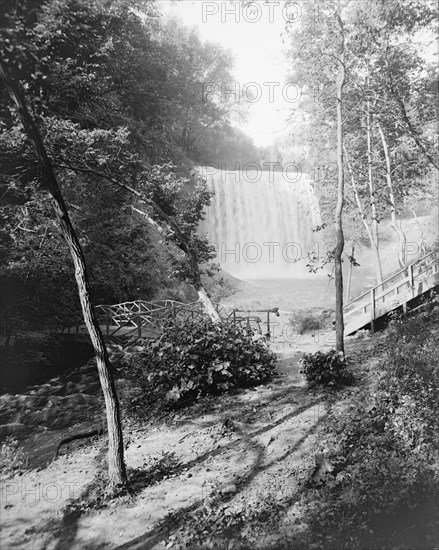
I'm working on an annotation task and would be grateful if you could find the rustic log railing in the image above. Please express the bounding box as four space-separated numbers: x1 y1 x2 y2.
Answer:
344 249 439 336
51 300 207 345
226 308 280 337
23 301 281 346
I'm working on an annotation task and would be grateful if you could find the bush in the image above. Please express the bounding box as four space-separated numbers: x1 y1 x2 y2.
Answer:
300 349 354 386
120 319 277 407
289 310 323 334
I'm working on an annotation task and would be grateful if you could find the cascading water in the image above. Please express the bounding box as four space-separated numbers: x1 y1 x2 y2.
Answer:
199 168 322 278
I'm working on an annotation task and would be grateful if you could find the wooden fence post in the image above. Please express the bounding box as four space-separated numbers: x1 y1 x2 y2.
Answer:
370 288 376 333
137 301 141 339
409 263 415 298
266 311 270 339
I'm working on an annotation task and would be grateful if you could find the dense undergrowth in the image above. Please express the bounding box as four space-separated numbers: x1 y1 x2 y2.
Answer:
293 306 439 549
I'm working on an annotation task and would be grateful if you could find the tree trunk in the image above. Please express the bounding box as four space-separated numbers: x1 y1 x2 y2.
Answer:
334 26 346 354
0 63 127 490
196 286 220 321
377 123 407 269
411 208 426 256
344 144 375 247
365 97 383 284
345 244 354 303
130 204 220 322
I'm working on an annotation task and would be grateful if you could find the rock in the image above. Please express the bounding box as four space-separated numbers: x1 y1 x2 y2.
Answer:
259 433 275 447
80 382 101 395
0 423 27 438
33 385 54 397
220 483 237 495
15 395 48 409
46 395 66 407
0 394 15 407
65 381 76 394
65 393 97 407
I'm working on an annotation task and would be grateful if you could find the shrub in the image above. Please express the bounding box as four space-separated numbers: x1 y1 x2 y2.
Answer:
300 349 354 386
289 310 323 334
120 319 277 407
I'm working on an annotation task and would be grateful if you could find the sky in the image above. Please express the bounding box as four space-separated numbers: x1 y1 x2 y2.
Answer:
159 0 296 146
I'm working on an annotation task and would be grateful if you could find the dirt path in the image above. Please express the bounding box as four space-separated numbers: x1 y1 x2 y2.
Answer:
0 346 334 550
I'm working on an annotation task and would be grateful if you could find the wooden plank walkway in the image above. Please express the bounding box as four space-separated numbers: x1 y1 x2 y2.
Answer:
344 249 439 336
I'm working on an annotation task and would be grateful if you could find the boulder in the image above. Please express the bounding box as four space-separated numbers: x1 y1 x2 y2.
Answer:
0 423 27 438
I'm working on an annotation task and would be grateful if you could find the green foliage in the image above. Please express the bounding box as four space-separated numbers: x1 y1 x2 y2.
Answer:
120 319 277 408
0 0 248 325
289 310 323 334
300 349 354 386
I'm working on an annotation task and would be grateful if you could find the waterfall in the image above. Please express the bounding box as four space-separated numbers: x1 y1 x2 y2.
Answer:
199 168 322 279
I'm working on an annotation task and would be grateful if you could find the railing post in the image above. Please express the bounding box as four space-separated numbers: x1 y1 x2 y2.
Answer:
370 288 376 334
409 263 415 298
137 302 141 339
266 311 270 340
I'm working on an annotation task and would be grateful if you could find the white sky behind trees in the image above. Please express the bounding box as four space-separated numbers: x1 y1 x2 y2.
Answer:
159 0 293 146
158 1 437 147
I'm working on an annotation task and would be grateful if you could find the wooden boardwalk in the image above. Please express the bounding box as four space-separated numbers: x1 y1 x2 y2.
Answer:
344 249 439 336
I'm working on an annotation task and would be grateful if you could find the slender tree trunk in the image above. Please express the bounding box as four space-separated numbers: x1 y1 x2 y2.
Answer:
365 97 383 284
334 28 346 354
377 123 407 269
0 63 127 490
411 208 426 256
345 244 354 303
130 203 221 322
344 144 376 248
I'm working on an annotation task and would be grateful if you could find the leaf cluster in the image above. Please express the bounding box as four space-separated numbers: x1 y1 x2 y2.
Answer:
119 319 277 409
300 349 354 386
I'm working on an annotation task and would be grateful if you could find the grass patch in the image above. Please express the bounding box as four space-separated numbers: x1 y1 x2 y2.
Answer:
289 310 324 334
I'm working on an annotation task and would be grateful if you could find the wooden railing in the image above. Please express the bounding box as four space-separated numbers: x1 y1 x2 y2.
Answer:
225 308 280 337
29 301 282 346
46 300 207 344
94 299 206 342
344 249 439 336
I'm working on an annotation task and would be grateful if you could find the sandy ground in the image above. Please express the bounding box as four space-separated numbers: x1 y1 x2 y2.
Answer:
0 345 332 550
